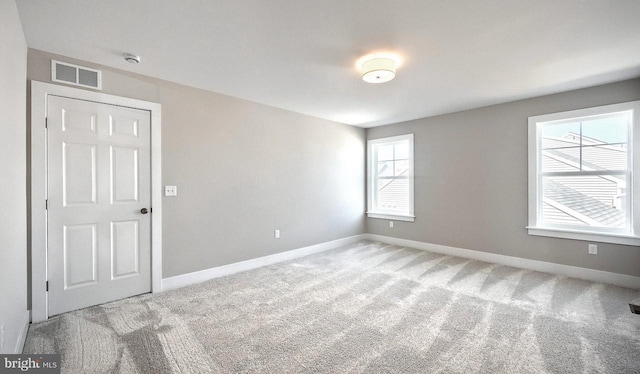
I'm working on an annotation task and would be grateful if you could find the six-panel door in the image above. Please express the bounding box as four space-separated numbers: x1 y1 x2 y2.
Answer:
47 95 151 316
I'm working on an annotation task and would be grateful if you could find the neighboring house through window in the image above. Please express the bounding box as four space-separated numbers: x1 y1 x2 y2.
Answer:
528 101 640 245
367 134 414 222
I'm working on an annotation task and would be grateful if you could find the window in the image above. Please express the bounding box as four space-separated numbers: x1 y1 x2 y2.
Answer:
528 101 640 245
367 134 414 221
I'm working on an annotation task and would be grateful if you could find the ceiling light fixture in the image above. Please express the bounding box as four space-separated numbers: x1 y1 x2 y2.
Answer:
359 53 400 84
124 53 141 64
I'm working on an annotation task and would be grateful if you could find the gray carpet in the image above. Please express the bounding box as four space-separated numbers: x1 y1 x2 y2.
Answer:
24 240 640 373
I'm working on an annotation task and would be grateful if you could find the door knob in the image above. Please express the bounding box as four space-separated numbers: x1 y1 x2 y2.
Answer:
140 208 149 214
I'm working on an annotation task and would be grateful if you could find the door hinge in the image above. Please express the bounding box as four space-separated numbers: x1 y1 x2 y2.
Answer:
45 117 48 129
46 281 49 292
45 199 48 210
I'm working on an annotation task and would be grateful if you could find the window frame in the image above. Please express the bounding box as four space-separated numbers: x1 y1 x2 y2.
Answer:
367 134 415 222
527 101 640 246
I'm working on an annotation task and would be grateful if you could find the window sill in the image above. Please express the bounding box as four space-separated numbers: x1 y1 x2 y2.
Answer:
527 226 640 246
367 212 415 222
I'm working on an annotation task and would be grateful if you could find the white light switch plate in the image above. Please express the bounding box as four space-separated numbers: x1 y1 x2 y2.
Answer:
165 185 177 196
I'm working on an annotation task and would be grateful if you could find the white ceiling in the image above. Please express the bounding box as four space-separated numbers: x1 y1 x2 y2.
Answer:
16 0 640 127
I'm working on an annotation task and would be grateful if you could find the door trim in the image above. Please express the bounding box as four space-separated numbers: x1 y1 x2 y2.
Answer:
30 80 162 322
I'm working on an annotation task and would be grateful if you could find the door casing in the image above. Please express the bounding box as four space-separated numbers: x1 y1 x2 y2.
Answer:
30 80 163 322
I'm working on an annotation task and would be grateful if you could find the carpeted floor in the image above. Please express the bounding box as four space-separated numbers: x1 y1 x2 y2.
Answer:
24 240 640 373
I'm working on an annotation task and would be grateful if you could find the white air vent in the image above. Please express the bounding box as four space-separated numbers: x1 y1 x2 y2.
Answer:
51 60 102 90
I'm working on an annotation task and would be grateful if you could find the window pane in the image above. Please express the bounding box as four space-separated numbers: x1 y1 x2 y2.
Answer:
378 144 394 161
394 159 409 176
581 115 628 171
541 122 580 149
541 148 580 172
542 175 627 229
582 145 627 170
394 142 409 160
541 115 629 172
582 116 628 145
378 161 393 177
541 122 581 172
377 178 409 212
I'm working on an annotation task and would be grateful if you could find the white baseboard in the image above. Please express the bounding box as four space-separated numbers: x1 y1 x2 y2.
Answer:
161 233 640 291
365 234 640 289
162 234 366 291
13 310 29 354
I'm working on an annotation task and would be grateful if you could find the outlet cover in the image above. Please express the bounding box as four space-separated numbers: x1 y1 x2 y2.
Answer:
274 230 280 239
588 244 597 255
165 185 178 197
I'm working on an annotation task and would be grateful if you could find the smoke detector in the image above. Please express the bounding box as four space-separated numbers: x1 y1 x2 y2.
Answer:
124 54 141 64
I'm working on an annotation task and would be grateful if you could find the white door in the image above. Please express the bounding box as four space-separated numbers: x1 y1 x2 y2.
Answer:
47 95 151 316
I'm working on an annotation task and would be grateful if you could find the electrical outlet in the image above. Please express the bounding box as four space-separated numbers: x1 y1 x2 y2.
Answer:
164 185 178 197
274 229 280 239
389 221 394 228
588 244 597 255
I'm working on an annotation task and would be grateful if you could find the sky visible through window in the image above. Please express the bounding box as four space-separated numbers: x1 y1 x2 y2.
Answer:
542 115 628 144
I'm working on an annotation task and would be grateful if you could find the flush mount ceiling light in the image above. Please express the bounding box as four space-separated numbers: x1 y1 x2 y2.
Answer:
124 53 141 64
358 53 401 84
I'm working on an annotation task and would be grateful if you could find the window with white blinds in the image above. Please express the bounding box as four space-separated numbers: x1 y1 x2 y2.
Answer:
367 134 414 222
527 100 640 246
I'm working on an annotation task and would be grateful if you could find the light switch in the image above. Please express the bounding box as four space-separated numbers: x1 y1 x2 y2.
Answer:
165 185 177 197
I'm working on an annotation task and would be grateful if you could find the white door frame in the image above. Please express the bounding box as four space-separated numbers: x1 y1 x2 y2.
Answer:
30 81 162 322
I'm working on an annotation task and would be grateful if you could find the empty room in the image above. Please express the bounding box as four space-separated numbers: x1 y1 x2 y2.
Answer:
2 0 640 373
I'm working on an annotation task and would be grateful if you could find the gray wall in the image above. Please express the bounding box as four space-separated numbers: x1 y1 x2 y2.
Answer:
0 0 28 353
28 49 366 279
367 78 640 277
25 48 640 294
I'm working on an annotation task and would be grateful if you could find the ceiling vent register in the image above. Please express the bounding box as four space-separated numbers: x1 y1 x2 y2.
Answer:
51 60 102 90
